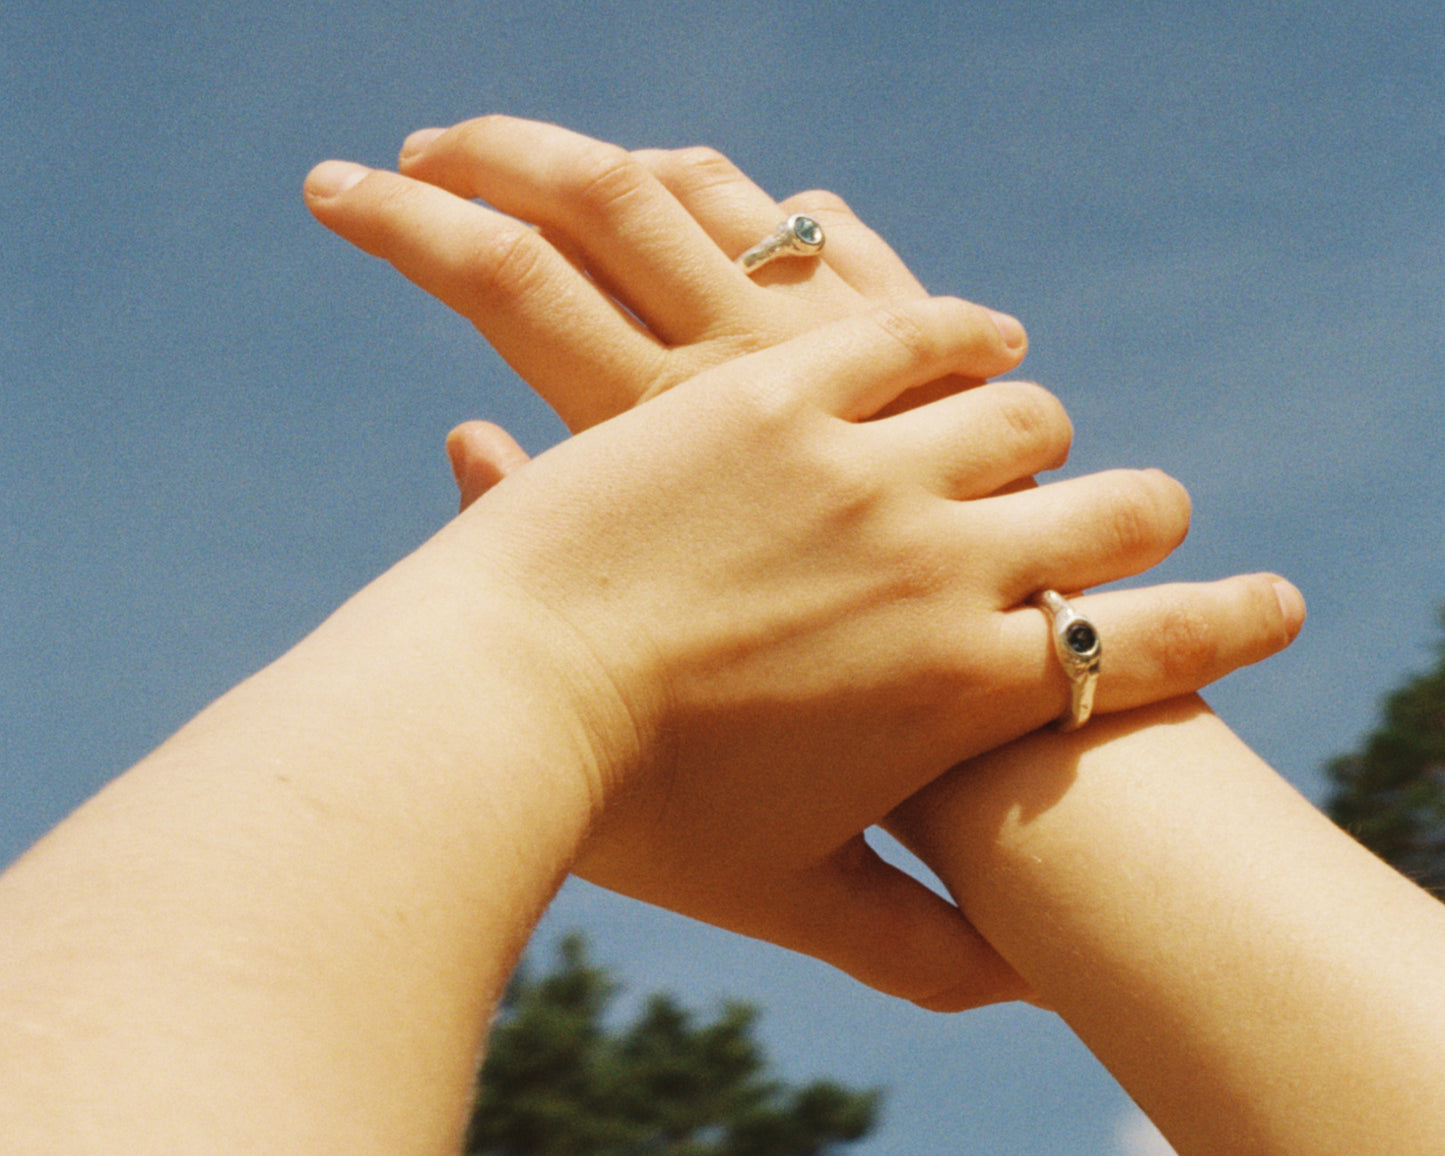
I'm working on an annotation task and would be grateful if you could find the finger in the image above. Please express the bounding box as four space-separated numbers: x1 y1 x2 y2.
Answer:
749 839 1033 1011
973 469 1193 601
869 380 1071 498
1076 574 1307 713
304 160 662 431
777 189 932 302
696 296 1029 421
632 146 927 304
630 144 784 253
999 574 1307 728
398 116 750 344
629 147 846 292
774 190 1026 363
633 148 1026 409
773 194 1025 360
445 421 532 511
635 164 1028 393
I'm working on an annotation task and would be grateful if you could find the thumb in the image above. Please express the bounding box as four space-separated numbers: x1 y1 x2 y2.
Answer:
756 837 1034 1012
445 420 532 511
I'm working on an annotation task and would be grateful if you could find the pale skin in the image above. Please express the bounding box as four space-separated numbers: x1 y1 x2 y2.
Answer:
1 113 1436 1155
891 700 1445 1156
304 117 1308 1005
0 296 1293 1152
313 118 1445 1154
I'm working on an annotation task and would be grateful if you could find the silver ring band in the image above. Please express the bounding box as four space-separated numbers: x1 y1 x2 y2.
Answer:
737 214 825 274
1035 589 1102 731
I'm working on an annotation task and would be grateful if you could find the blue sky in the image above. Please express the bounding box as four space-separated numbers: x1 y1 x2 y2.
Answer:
3 3 1442 1153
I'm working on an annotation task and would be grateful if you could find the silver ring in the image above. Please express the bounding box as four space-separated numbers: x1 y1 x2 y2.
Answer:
1035 590 1102 732
736 214 825 274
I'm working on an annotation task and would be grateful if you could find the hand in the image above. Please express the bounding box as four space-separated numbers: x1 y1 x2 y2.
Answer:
304 115 1026 431
439 301 1297 1010
310 114 1301 718
307 119 1304 1009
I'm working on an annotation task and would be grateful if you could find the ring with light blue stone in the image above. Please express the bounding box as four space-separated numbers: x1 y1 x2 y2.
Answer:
1035 589 1102 732
736 214 826 274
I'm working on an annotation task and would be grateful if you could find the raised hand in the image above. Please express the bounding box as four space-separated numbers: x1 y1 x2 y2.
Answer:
304 115 1025 430
305 117 1303 1008
433 298 1301 1009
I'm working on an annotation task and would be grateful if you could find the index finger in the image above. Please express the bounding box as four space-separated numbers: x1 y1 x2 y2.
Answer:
303 160 663 431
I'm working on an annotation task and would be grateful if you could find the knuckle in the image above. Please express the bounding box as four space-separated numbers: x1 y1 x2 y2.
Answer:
1257 577 1295 650
993 382 1072 464
1103 469 1190 557
462 224 551 306
1154 601 1220 683
869 301 937 364
450 113 509 149
568 141 653 218
785 188 856 219
659 146 750 199
672 145 740 181
821 458 881 524
363 173 416 225
730 364 807 429
1101 473 1166 558
358 176 437 252
1233 573 1296 655
1155 470 1193 543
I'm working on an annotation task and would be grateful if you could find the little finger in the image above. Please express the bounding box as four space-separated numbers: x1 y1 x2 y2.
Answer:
688 297 1030 420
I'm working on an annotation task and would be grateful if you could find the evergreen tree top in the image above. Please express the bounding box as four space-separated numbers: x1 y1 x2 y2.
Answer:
468 934 881 1156
1326 607 1445 900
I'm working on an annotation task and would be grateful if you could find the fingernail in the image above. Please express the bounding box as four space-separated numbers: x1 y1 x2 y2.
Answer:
990 310 1027 350
1272 578 1307 638
305 159 370 199
400 127 445 161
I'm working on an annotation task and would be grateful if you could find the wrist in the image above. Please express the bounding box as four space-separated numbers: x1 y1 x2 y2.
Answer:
416 507 664 824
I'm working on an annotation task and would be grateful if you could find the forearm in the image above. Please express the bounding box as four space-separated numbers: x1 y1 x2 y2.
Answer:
890 696 1445 1156
0 522 602 1154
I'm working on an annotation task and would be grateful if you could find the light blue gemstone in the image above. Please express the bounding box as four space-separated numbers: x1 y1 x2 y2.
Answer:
793 216 823 246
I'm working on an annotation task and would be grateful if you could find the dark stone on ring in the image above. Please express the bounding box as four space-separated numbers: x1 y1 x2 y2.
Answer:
1066 622 1099 656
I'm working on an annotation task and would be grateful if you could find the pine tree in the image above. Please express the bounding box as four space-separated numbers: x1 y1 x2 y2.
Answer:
1325 608 1445 900
466 934 880 1156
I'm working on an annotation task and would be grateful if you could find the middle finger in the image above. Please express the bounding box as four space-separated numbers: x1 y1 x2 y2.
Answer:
970 469 1194 603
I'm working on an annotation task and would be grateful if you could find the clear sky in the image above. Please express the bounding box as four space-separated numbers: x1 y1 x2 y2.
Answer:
3 3 1442 1153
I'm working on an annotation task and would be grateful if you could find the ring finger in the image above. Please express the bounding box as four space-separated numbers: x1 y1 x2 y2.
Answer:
1002 574 1306 729
635 146 927 302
